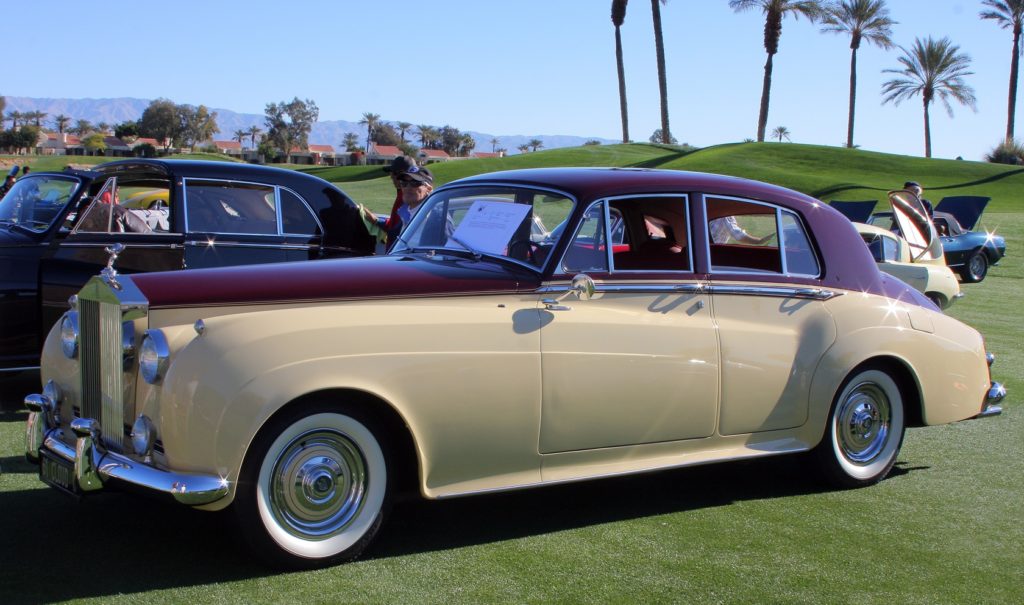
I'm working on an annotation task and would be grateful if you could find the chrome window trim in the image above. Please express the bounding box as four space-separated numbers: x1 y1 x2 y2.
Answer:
703 194 822 278
183 241 315 250
537 281 838 300
70 176 118 235
278 186 324 237
60 241 182 249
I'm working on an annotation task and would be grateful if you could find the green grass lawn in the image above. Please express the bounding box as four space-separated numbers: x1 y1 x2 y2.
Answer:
0 144 1021 603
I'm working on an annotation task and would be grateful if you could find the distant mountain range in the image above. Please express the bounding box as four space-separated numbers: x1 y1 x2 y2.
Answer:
5 96 615 153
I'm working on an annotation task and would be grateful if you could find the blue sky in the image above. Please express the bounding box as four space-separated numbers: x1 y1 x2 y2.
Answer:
7 1 1015 160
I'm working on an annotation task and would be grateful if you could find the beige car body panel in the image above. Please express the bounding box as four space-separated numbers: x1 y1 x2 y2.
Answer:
38 273 990 509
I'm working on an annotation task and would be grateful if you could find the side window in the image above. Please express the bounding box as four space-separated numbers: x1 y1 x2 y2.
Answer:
780 211 819 275
561 202 609 273
609 196 691 272
280 189 321 235
706 197 781 274
185 180 278 235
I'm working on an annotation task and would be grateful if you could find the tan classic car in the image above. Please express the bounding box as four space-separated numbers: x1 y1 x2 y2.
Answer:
25 168 1006 568
855 190 961 310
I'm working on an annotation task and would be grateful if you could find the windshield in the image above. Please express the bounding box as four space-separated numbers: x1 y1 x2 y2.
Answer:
0 175 81 232
392 186 574 270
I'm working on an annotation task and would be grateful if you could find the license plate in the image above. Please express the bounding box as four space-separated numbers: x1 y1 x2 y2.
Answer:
40 449 81 498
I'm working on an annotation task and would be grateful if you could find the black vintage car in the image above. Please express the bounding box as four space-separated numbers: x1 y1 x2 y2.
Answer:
0 159 375 373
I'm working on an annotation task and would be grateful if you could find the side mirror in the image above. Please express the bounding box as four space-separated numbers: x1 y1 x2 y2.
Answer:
571 274 595 300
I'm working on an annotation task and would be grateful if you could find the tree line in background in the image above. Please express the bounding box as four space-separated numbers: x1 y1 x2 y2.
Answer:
611 0 1024 163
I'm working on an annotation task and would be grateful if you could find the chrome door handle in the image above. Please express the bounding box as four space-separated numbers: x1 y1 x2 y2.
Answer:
542 298 571 311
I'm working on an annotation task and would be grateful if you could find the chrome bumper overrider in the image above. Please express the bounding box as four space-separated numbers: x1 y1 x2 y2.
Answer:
977 382 1006 418
25 393 228 506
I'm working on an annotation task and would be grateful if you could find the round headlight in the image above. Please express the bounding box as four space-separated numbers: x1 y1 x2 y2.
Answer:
139 330 170 384
131 415 156 456
60 312 79 359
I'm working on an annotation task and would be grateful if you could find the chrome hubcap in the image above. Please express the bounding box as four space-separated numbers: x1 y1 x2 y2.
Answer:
270 429 367 539
836 383 891 464
970 255 985 277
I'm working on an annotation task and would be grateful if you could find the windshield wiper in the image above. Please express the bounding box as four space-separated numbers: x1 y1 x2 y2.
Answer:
446 235 482 260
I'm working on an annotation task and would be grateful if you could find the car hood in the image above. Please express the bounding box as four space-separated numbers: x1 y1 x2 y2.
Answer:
934 196 991 231
128 254 541 308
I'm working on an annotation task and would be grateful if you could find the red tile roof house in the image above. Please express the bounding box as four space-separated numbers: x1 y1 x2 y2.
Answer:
418 148 451 164
471 151 503 159
38 133 82 156
367 144 402 166
309 144 336 165
213 140 244 156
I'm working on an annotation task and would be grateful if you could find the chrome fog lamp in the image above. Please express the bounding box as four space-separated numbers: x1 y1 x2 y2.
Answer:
139 329 170 384
60 312 79 359
131 415 156 456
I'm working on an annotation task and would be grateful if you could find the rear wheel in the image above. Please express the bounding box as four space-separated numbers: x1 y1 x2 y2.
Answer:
812 367 905 488
235 403 391 568
961 251 988 283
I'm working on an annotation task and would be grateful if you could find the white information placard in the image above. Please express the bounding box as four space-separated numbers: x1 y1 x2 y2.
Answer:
447 201 531 254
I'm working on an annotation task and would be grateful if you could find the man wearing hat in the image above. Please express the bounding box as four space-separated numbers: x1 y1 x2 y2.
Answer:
364 155 434 251
903 181 934 218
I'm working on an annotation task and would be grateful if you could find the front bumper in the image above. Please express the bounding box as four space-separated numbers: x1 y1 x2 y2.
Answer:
25 393 228 506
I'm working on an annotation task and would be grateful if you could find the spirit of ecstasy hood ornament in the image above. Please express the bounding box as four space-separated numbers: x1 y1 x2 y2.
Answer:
100 243 125 285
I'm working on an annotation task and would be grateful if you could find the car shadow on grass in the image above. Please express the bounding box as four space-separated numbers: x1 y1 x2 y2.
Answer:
0 449 930 602
367 455 923 560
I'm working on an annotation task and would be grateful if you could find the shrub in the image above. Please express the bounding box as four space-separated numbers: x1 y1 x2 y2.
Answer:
985 138 1024 165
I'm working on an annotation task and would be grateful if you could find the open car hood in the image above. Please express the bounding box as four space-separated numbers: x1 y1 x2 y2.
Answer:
934 196 991 231
889 190 942 262
829 200 877 224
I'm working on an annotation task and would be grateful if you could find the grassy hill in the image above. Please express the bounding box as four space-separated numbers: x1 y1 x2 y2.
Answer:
8 143 1022 214
299 143 1024 215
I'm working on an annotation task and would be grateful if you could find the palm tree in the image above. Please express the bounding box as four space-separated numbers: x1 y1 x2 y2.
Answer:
72 119 93 136
517 144 530 154
980 1 1024 141
651 0 671 143
25 110 47 127
53 114 71 134
881 37 977 158
342 132 361 151
822 0 895 148
416 124 438 149
490 137 500 152
772 125 792 141
729 0 825 142
612 0 631 143
395 121 412 142
96 122 111 134
233 129 248 147
6 110 24 129
247 125 263 149
359 112 381 151
528 138 544 152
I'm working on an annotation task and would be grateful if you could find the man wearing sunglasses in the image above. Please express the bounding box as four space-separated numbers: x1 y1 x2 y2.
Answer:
364 155 434 251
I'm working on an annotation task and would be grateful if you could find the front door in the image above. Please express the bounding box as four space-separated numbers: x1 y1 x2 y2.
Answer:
538 196 719 454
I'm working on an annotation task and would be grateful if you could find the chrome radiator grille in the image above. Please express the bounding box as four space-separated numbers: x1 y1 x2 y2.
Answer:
79 297 129 451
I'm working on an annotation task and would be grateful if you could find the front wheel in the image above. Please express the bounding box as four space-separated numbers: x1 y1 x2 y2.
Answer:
812 368 905 488
961 251 988 283
235 404 391 568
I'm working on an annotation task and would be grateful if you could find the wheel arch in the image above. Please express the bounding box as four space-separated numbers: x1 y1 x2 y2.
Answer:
808 351 924 449
242 387 422 499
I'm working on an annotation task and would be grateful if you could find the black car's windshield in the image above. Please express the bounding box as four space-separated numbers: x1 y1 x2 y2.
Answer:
392 186 574 271
0 175 81 232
